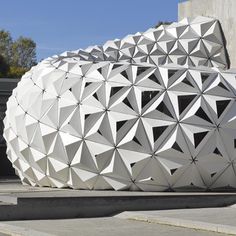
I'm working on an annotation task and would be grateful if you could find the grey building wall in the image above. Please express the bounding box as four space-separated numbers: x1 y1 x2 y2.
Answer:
0 78 19 176
178 0 236 69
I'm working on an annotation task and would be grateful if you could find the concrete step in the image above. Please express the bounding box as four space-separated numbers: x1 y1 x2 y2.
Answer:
0 180 236 221
0 189 236 220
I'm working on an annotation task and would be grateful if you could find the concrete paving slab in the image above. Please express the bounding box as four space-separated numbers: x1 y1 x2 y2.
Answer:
0 222 53 236
0 217 227 236
116 207 236 235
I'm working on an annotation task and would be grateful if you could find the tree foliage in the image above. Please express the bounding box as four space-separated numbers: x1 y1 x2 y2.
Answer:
0 55 9 77
0 30 12 64
12 37 36 69
0 30 36 78
7 66 28 78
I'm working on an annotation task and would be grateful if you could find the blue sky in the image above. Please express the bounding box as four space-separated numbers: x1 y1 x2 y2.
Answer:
0 0 183 61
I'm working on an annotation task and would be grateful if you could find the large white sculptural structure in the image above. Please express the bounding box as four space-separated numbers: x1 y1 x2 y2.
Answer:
64 16 227 68
4 16 236 191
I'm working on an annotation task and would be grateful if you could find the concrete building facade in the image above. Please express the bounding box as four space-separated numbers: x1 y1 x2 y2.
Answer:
178 0 236 68
0 78 19 176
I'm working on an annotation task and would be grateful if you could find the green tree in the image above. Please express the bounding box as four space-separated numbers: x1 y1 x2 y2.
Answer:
11 36 36 69
0 30 37 78
0 54 9 77
0 30 13 64
7 66 28 78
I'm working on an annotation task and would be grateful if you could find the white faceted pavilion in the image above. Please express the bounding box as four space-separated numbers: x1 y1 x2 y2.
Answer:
4 16 236 191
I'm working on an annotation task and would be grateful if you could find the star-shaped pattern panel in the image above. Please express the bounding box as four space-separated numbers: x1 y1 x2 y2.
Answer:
51 16 228 69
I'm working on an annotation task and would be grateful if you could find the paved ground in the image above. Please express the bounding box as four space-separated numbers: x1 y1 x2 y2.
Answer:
0 179 235 235
0 217 227 236
128 207 236 226
117 207 236 235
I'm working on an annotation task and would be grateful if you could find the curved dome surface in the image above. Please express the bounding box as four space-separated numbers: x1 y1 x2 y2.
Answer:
57 16 228 69
3 16 235 191
4 58 236 191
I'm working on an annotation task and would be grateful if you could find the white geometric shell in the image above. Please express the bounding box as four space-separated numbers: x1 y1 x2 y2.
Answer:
4 16 236 191
59 16 228 69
